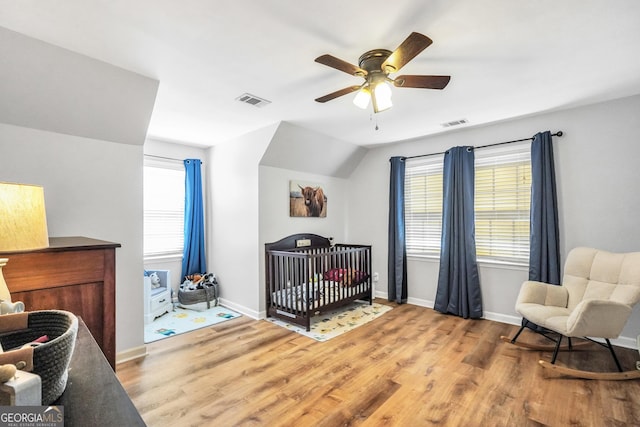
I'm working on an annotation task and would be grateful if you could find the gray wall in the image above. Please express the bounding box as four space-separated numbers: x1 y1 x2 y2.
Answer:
0 123 145 355
5 26 639 354
208 121 366 317
210 96 640 348
0 29 158 358
346 94 640 346
258 165 351 312
0 27 157 145
207 124 276 318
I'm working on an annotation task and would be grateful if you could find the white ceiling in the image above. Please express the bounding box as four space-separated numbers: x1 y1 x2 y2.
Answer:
1 0 640 147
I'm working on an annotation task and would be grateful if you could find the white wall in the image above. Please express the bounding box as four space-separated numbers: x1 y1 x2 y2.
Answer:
0 27 158 146
258 165 349 313
260 122 367 178
210 121 364 318
256 122 367 314
0 123 144 355
258 166 349 245
208 124 276 318
347 94 640 347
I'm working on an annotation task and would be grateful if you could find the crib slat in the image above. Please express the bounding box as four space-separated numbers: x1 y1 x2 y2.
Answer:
265 238 372 331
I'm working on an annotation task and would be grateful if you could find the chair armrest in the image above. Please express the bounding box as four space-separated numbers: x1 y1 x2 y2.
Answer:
516 281 568 308
566 299 632 338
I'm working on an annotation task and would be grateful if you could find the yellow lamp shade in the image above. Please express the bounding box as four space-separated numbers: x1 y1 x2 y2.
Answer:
0 182 49 252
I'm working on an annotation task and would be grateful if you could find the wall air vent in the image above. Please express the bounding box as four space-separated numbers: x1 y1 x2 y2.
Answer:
236 93 271 108
441 118 469 128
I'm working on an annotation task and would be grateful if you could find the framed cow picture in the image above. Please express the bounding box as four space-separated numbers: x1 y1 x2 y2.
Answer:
289 180 327 217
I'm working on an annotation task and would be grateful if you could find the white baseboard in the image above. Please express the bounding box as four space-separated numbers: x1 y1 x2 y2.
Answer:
483 311 521 326
116 345 147 365
375 290 435 309
407 297 434 308
374 290 388 300
218 298 261 320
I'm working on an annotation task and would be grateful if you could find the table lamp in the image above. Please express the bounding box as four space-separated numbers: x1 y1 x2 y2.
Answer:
0 182 49 310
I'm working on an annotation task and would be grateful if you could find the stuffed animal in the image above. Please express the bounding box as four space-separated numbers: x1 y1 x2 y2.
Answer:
181 272 218 293
185 274 203 285
201 273 217 286
183 273 217 290
149 272 161 289
0 364 17 383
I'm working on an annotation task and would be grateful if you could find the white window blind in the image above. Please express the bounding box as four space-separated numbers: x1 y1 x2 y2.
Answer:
143 157 185 258
405 155 444 257
404 141 531 265
474 142 531 264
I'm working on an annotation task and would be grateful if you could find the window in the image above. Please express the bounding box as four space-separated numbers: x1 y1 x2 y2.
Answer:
474 143 531 264
405 141 531 265
405 154 444 257
143 157 185 259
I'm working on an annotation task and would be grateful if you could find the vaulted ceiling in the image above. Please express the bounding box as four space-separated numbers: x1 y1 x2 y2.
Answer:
1 0 639 147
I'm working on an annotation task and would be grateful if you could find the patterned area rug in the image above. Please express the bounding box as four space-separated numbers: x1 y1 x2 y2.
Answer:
144 306 241 343
267 301 392 342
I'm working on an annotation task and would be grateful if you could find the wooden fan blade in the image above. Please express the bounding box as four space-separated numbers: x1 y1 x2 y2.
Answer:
381 32 433 73
315 54 366 76
394 75 450 89
315 86 361 103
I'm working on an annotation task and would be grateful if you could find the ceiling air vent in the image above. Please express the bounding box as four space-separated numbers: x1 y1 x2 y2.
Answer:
441 118 469 128
236 93 271 108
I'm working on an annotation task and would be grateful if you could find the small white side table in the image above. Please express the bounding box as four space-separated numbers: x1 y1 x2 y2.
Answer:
144 270 173 324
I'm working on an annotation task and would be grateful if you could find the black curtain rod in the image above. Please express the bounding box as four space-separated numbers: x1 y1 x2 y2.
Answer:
404 131 563 160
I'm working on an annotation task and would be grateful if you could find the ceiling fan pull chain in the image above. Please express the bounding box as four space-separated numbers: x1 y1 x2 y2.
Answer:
368 113 378 130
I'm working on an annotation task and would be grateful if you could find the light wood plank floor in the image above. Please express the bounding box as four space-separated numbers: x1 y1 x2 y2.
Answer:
117 301 640 426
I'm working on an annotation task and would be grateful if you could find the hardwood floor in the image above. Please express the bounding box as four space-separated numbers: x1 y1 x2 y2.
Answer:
117 301 640 426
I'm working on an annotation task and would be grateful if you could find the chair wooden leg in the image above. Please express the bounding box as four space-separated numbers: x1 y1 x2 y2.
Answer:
605 339 623 372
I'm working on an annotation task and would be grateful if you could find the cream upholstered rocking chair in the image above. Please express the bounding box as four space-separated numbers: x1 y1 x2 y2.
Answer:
502 247 640 380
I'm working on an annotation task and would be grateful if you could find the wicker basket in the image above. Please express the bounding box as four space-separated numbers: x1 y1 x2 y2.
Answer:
0 310 78 405
178 284 218 308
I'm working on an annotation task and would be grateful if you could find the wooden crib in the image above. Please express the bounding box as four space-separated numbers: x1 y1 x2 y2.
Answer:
265 233 372 331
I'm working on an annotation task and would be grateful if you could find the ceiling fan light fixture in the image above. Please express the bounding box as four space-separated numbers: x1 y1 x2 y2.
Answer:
315 32 449 113
372 80 393 113
353 87 371 109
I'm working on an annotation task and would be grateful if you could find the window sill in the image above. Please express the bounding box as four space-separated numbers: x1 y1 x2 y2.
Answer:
144 254 183 263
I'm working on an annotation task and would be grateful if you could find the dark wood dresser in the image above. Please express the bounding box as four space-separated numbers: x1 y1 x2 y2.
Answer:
0 236 120 368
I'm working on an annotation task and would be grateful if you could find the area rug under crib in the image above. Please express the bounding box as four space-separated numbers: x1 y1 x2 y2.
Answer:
144 306 241 343
267 301 392 342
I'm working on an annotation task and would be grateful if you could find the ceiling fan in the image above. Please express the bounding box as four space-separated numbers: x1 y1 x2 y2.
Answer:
314 32 450 113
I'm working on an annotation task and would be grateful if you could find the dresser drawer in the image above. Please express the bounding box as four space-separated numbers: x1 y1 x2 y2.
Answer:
150 291 171 312
3 250 104 292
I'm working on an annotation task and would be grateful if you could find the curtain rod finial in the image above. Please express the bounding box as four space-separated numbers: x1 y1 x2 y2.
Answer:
556 131 563 137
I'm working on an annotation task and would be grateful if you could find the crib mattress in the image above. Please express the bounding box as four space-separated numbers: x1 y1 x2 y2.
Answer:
271 281 342 311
